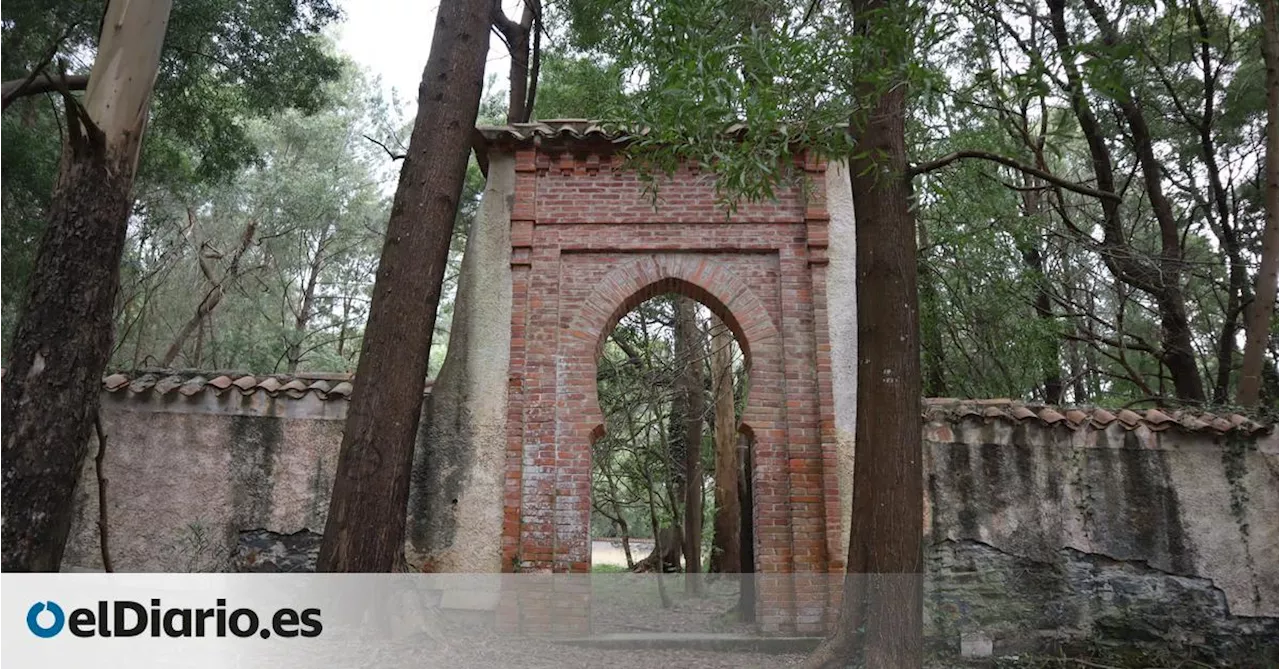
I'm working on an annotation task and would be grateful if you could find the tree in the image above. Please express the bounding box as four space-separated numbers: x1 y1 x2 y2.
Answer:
316 0 493 572
1 0 342 353
492 0 543 123
674 296 706 592
1238 0 1278 408
1 0 174 571
808 0 925 660
708 314 741 574
104 62 395 373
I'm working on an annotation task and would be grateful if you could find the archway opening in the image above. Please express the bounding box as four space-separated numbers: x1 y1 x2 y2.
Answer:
590 291 754 592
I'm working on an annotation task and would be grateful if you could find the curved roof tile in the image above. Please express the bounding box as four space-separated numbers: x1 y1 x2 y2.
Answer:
920 397 1271 437
95 370 432 404
89 371 1275 436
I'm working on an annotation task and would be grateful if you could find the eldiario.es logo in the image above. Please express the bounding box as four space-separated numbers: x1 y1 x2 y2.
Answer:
26 599 322 639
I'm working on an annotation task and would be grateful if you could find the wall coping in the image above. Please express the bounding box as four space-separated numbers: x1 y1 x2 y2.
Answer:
86 370 1273 437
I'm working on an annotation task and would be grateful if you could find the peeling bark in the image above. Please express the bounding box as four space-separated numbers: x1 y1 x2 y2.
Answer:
1 0 173 572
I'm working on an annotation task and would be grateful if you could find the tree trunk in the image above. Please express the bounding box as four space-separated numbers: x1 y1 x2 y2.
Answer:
1079 0 1206 402
916 218 947 397
737 430 755 621
1018 178 1062 404
1 0 173 572
287 251 325 373
708 315 741 574
807 0 923 663
493 0 538 124
337 294 351 359
316 0 491 572
675 297 705 593
1238 0 1279 408
1047 0 1204 403
161 215 256 367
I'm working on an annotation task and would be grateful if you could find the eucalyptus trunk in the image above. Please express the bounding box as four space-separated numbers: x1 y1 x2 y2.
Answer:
1 0 173 571
675 296 705 593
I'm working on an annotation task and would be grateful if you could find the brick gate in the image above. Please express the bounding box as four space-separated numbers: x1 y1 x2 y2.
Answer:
482 122 845 632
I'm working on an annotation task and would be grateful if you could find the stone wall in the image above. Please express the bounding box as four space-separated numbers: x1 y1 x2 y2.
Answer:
65 384 1277 663
918 410 1278 662
65 390 344 572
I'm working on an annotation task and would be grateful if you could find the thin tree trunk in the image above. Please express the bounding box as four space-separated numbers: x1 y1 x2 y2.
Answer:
646 486 673 608
1078 0 1206 402
161 216 256 367
737 431 756 621
287 251 325 373
916 218 947 397
1018 177 1062 404
94 415 113 572
676 297 706 593
316 0 492 572
808 0 923 663
337 294 351 359
709 315 741 574
193 315 205 368
1 0 173 571
1238 0 1279 408
493 0 536 124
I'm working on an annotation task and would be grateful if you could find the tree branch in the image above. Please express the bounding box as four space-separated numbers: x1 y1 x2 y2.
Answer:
0 23 79 110
909 150 1121 202
94 414 114 573
363 134 405 161
1 74 89 106
522 1 542 122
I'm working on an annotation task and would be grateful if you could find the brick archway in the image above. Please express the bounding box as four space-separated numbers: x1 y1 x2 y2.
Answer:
489 122 845 632
567 255 779 439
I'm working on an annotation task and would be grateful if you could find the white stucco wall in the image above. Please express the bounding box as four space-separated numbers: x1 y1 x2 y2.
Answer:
825 159 857 567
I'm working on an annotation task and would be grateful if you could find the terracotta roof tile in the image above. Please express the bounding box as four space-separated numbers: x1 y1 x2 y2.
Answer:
1010 406 1037 421
919 398 1271 437
154 375 184 395
128 374 158 393
279 379 310 398
1143 409 1174 430
103 373 129 391
95 370 432 403
179 376 208 396
1037 407 1066 425
89 372 1274 436
255 377 282 394
207 375 233 390
329 381 354 397
232 375 257 392
1115 409 1142 428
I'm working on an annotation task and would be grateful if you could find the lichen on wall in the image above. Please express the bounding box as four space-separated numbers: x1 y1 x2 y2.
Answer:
62 374 1278 662
922 417 1279 663
63 393 344 572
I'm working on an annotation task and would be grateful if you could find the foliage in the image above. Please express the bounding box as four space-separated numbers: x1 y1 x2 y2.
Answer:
108 62 397 373
592 295 743 549
1 0 343 348
550 0 1276 410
